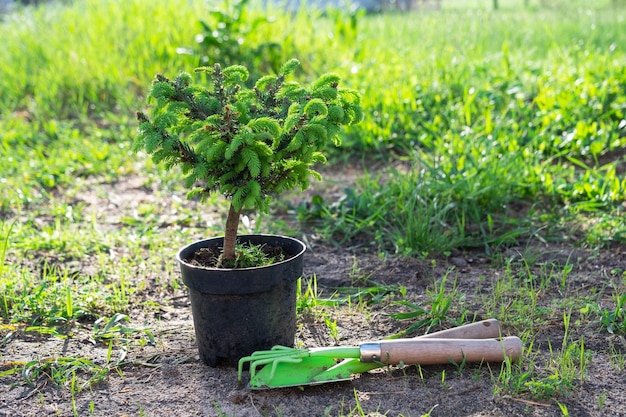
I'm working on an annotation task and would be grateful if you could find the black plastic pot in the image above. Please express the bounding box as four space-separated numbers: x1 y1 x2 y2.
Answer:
177 234 306 366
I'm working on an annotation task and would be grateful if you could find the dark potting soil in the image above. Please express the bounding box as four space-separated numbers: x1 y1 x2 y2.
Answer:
184 244 294 268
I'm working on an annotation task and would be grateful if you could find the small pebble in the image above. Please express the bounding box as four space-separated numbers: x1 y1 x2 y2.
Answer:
449 257 469 268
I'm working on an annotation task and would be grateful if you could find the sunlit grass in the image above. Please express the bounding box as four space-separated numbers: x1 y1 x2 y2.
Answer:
311 6 626 253
0 0 203 118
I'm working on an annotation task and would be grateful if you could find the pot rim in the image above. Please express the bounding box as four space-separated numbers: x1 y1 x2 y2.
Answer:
176 234 306 272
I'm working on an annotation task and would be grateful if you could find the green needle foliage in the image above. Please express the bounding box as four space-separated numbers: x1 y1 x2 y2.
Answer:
135 58 362 263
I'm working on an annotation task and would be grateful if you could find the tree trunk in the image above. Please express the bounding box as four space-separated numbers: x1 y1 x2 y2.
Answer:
493 0 498 10
223 203 240 261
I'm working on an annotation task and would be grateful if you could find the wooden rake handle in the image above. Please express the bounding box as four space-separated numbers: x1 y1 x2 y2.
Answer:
417 318 502 340
362 336 523 365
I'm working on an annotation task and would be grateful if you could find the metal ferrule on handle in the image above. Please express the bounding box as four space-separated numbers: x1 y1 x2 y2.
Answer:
359 343 382 363
359 336 523 365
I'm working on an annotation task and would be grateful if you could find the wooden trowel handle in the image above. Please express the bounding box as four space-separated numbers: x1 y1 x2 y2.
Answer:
362 336 523 365
419 319 501 340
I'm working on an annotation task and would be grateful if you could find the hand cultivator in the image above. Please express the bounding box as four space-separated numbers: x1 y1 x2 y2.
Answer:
238 319 522 389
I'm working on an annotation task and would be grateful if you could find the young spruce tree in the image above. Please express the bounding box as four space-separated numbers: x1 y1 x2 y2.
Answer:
135 59 362 266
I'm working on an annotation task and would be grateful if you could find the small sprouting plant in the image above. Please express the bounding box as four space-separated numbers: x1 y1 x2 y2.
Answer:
324 316 339 343
20 356 109 391
600 293 626 335
89 313 155 346
135 58 362 267
389 274 460 337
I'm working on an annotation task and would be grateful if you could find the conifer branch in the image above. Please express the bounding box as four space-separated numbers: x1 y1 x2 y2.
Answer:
134 59 363 262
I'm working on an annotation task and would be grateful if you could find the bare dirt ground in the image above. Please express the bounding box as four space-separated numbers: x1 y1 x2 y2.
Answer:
1 171 625 417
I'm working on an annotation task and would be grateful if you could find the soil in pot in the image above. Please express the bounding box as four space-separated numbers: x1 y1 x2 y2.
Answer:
184 242 295 269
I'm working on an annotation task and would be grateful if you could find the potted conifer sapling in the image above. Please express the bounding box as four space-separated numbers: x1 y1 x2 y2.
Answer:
134 59 362 366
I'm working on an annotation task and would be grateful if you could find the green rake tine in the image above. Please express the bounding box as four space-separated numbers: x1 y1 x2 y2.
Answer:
238 346 306 381
255 355 304 381
249 353 304 379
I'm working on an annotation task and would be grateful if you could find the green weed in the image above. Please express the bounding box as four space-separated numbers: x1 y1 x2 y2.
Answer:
297 275 402 317
21 356 109 391
89 313 155 347
3 266 92 336
420 404 439 417
324 316 340 343
390 273 465 337
600 293 626 334
296 275 322 317
221 242 286 269
0 221 14 317
494 313 591 401
608 342 626 371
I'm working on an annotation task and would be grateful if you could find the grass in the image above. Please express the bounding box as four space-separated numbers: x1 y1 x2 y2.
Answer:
389 272 465 337
296 274 403 343
493 312 591 401
1 0 625 415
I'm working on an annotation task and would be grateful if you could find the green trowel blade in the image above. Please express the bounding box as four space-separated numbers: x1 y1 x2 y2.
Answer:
309 358 382 384
249 356 337 389
248 357 384 389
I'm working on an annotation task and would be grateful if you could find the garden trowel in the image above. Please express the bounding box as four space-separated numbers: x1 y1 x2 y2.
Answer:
238 319 522 389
